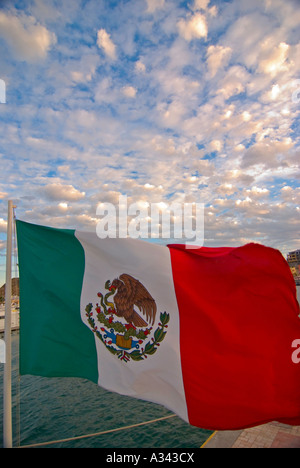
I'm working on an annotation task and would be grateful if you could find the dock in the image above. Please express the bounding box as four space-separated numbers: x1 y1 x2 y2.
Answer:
0 308 20 333
202 422 300 448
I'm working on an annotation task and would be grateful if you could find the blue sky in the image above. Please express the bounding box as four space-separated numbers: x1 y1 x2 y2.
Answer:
0 0 299 285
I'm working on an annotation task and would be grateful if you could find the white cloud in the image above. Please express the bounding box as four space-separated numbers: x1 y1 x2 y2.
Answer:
221 169 255 187
242 111 252 122
264 0 300 38
224 13 273 70
0 0 299 256
135 60 146 73
0 10 56 62
95 79 137 103
193 0 210 10
192 0 217 16
217 183 237 196
42 183 86 202
241 139 294 169
146 0 165 13
217 65 249 99
206 45 232 77
97 28 117 60
58 202 68 211
192 159 214 176
158 99 187 128
69 54 100 83
31 0 60 21
178 13 208 41
0 218 7 233
147 135 178 157
258 42 290 76
235 144 245 152
94 77 116 103
281 186 300 204
122 86 137 98
244 186 270 198
210 139 222 152
155 67 200 98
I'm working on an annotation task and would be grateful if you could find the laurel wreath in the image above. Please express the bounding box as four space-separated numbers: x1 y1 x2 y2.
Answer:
85 299 169 363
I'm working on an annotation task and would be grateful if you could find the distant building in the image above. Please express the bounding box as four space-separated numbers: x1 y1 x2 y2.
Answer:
287 249 300 286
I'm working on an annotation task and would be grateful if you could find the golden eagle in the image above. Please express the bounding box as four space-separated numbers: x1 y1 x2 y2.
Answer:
111 274 157 328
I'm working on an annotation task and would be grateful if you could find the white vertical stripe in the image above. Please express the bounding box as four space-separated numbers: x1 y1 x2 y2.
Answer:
75 231 188 423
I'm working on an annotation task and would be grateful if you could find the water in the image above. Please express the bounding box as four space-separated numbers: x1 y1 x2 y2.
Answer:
0 334 212 448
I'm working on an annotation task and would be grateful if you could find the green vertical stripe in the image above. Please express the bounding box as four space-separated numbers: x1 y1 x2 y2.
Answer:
16 220 98 383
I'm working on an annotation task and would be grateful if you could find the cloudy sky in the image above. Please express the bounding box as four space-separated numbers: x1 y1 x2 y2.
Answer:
0 0 299 284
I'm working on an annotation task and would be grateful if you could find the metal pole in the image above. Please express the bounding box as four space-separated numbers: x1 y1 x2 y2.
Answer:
3 200 13 448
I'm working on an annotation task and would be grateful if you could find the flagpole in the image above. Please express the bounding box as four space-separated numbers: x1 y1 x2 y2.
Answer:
3 200 13 448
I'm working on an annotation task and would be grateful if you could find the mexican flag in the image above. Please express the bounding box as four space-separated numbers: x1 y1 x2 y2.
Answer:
16 220 300 430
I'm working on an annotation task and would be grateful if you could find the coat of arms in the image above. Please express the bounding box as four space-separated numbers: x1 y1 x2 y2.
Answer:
85 274 169 362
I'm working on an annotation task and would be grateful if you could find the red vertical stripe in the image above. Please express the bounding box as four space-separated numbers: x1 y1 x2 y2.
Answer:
168 243 300 430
